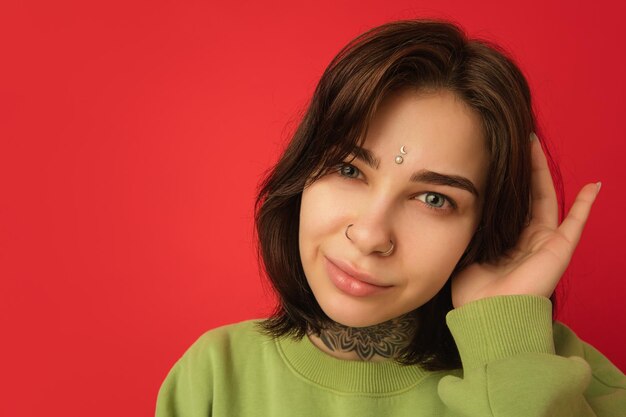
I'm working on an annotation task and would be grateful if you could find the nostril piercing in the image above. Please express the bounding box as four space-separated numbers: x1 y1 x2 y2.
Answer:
345 224 353 241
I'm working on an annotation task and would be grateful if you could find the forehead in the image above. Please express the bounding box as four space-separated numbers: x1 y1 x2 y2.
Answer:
363 89 489 186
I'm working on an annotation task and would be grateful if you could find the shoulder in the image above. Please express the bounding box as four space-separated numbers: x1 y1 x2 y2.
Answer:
193 319 266 347
173 319 273 370
156 320 275 414
180 320 271 355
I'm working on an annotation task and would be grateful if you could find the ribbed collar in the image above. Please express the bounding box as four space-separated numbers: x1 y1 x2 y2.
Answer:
276 334 429 395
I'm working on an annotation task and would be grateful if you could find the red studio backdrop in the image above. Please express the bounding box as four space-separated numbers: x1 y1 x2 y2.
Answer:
1 1 624 416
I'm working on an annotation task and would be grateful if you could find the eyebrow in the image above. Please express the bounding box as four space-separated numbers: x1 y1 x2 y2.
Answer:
411 170 479 197
350 146 380 169
348 146 479 197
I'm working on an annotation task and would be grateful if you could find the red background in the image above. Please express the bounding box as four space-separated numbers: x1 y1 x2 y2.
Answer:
1 1 625 416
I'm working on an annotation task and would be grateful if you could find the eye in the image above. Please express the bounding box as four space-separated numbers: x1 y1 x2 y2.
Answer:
415 192 456 211
336 163 362 179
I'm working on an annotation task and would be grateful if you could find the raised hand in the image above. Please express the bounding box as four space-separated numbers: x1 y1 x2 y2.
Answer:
451 133 601 308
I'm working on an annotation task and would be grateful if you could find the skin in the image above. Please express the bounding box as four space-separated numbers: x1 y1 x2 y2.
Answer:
317 313 418 361
451 133 600 308
299 88 488 360
298 88 600 362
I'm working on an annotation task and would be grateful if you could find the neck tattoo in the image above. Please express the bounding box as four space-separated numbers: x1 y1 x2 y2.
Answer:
316 314 418 361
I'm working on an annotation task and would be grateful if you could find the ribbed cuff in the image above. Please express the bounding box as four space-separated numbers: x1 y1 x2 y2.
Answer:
446 295 555 370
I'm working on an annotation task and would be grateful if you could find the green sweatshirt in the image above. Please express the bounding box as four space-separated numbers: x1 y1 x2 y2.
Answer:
155 295 626 416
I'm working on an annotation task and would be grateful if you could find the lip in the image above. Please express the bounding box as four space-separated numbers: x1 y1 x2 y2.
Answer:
324 257 392 297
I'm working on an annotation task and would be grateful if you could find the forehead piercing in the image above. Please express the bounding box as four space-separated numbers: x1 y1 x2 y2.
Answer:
345 224 354 241
379 240 394 257
395 146 407 164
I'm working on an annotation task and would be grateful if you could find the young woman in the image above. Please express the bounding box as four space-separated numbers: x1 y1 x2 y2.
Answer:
156 19 626 416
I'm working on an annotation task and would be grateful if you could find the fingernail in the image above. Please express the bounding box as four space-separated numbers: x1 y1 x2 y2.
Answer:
596 181 602 192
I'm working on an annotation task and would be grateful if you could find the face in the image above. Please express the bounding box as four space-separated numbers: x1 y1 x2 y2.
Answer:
298 88 490 328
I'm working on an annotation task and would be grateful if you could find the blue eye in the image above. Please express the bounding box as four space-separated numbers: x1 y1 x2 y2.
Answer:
337 163 361 179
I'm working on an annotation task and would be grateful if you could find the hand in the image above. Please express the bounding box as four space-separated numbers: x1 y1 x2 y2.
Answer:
451 133 601 308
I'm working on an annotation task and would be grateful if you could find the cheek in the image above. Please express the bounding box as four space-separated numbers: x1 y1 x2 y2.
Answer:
299 182 351 237
400 216 476 280
299 183 349 294
299 188 324 243
299 183 346 260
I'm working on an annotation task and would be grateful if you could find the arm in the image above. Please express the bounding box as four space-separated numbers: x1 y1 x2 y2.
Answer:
436 131 623 415
438 295 626 417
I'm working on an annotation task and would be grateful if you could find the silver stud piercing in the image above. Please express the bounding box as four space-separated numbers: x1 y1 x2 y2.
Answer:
345 224 353 241
379 240 394 257
395 145 407 164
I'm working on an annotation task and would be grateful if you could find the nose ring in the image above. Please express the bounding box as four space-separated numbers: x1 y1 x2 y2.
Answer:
345 224 394 256
345 224 353 241
379 241 394 257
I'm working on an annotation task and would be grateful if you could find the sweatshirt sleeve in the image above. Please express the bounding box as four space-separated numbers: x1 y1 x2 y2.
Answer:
437 295 626 417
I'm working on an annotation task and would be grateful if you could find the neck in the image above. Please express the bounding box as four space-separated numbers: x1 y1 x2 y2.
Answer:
307 313 418 362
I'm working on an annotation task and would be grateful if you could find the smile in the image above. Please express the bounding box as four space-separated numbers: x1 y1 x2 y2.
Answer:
324 257 393 297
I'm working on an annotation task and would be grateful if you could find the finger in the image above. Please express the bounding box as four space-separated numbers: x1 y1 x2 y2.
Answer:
557 182 601 247
530 133 559 229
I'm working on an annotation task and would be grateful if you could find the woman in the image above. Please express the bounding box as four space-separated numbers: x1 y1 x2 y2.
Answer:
156 19 625 416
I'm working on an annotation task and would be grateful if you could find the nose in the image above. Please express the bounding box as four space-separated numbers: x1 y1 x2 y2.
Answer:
344 205 396 256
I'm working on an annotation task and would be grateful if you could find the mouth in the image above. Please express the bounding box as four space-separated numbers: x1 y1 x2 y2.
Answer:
324 257 392 297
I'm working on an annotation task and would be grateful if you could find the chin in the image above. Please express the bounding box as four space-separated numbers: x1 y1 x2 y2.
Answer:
331 316 382 328
320 302 401 328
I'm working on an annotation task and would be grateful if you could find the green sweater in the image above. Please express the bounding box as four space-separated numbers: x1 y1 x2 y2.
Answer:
156 295 626 416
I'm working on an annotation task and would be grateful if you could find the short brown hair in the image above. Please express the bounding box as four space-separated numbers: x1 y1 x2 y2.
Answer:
254 18 562 370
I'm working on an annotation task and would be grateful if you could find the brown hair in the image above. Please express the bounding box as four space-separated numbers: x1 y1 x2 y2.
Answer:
254 18 563 370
